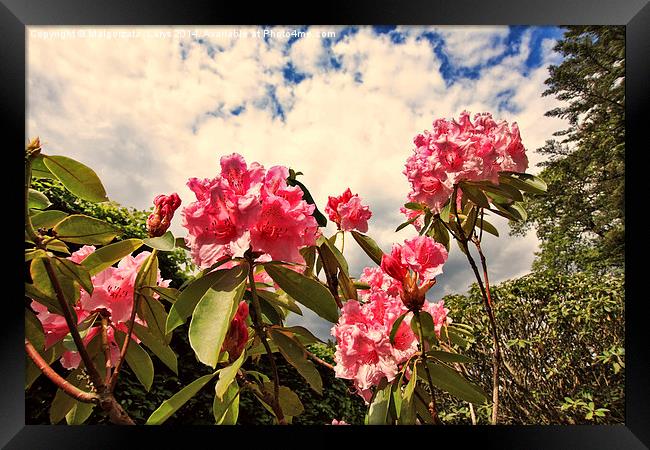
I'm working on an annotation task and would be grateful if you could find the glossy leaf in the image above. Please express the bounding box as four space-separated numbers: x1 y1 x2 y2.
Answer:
460 183 490 208
500 172 548 195
264 264 339 323
215 351 246 400
65 400 95 425
167 264 248 334
396 216 419 232
418 361 487 405
270 329 323 394
366 382 391 425
146 372 218 425
213 381 240 425
256 289 302 315
43 155 108 202
81 239 143 275
30 154 55 179
53 215 120 245
115 331 154 391
399 364 417 425
54 257 93 295
30 210 68 230
188 277 247 368
476 216 499 237
25 309 45 352
28 189 51 210
143 231 176 251
350 231 384 265
133 322 178 375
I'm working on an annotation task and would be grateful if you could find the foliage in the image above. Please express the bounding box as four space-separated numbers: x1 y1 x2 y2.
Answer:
31 177 193 287
510 26 625 273
439 270 624 424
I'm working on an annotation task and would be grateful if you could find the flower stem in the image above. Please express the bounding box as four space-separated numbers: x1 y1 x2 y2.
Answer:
246 260 286 425
414 310 441 425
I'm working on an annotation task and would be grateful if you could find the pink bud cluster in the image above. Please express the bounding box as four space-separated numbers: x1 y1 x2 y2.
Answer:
331 261 450 403
404 111 528 214
31 246 170 369
181 153 319 269
147 193 181 237
325 188 372 233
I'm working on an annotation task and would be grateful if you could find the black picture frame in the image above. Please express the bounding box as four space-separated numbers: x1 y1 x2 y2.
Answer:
2 0 647 448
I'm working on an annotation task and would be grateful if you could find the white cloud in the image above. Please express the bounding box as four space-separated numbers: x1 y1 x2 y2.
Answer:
27 25 568 339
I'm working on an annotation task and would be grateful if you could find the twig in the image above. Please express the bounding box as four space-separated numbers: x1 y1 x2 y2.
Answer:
25 339 99 404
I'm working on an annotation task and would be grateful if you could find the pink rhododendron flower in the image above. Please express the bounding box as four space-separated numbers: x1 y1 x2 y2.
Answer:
147 193 181 237
404 111 528 214
30 246 170 370
325 188 372 232
221 301 249 363
331 270 451 402
181 153 319 269
331 419 349 425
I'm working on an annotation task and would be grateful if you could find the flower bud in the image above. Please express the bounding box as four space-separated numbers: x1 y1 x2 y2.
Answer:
221 301 249 363
147 193 181 237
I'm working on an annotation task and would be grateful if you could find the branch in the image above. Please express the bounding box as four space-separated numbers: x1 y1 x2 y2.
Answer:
25 339 99 404
304 349 334 371
246 259 286 425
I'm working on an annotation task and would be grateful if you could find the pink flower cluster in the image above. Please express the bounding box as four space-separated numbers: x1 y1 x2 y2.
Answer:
31 246 170 369
181 153 319 269
325 188 372 233
381 236 448 287
147 193 181 237
332 264 450 403
404 111 528 213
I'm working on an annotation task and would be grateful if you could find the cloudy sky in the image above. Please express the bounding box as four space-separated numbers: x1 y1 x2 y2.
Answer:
27 25 568 340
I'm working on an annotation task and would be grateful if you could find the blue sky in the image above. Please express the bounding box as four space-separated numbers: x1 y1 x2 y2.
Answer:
27 25 568 340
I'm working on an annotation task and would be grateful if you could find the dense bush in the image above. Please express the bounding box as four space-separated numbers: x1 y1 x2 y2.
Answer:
438 270 624 424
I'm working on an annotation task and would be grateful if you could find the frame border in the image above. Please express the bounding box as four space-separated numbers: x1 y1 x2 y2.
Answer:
2 0 647 447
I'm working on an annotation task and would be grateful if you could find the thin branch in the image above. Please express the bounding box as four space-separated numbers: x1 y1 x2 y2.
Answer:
246 259 286 425
304 349 334 371
25 339 99 404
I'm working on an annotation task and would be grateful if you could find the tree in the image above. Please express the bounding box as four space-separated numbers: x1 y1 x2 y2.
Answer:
510 26 625 273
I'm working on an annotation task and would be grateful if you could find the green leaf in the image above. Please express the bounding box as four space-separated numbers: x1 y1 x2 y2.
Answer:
53 214 120 245
215 351 247 400
188 276 248 368
411 311 437 346
460 183 490 208
428 218 450 251
166 264 248 334
399 364 417 425
30 257 80 310
49 367 91 424
404 202 425 211
25 309 45 352
45 239 70 255
81 239 143 275
140 286 179 304
269 329 323 395
426 350 474 364
54 257 93 295
25 283 64 316
350 231 384 265
277 326 324 344
31 154 55 179
417 361 487 405
30 210 69 230
146 372 218 425
133 322 178 375
462 206 478 238
43 155 108 202
499 172 547 195
476 216 499 237
366 382 391 425
143 230 176 251
266 384 304 417
256 289 302 315
396 216 420 232
472 180 523 202
213 381 240 425
264 264 339 323
115 331 155 391
439 200 451 223
491 201 527 222
389 312 409 346
28 189 51 210
65 400 95 425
